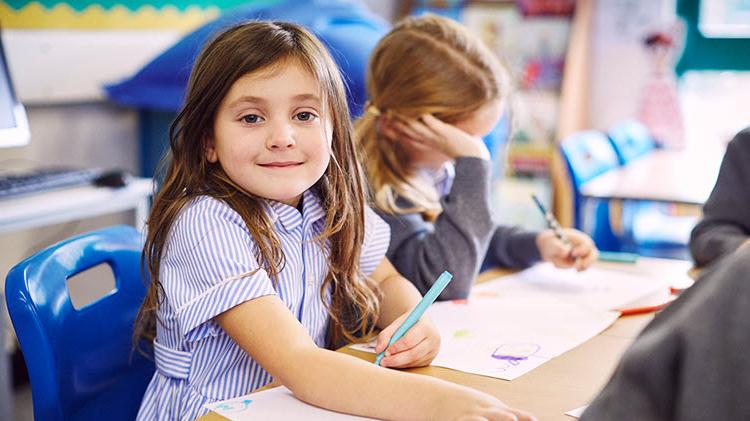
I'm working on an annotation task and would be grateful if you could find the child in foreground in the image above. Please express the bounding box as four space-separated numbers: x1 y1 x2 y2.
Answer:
133 20 535 421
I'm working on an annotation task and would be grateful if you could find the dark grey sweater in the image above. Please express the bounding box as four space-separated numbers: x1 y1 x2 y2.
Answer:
377 157 540 300
580 244 750 421
690 127 750 267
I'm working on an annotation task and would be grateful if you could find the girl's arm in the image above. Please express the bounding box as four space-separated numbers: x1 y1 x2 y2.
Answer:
216 294 535 421
370 257 441 368
690 130 750 267
379 114 496 300
381 157 496 300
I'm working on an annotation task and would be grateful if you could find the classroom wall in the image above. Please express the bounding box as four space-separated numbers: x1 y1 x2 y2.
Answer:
588 0 677 131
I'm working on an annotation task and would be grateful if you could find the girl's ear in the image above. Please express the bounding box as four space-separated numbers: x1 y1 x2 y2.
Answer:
378 116 398 143
205 139 218 163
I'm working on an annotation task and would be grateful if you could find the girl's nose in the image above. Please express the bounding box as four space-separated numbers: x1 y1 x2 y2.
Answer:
266 121 296 149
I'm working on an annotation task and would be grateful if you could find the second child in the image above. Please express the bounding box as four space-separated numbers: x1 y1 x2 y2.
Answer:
356 15 598 300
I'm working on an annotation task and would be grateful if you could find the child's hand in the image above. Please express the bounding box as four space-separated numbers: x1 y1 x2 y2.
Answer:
381 114 490 161
536 228 599 271
435 387 538 421
375 312 440 368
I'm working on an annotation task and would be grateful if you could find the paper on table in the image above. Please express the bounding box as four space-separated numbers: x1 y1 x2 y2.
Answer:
204 386 377 420
473 263 670 311
427 294 618 380
351 264 668 380
565 405 588 418
352 292 618 381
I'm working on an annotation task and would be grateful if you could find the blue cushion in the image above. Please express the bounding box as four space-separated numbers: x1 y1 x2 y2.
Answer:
105 0 390 117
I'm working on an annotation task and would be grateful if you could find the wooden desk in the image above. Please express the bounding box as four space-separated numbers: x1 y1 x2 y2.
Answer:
580 147 724 205
199 258 691 420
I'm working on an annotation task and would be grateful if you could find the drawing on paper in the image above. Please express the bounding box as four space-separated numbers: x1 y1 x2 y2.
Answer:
492 343 540 363
214 399 253 413
453 329 471 338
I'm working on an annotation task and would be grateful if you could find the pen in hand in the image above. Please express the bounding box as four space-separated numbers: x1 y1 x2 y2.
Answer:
375 271 454 366
531 194 579 265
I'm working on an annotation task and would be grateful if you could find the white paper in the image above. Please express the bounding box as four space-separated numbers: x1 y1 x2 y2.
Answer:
352 292 618 381
565 405 588 418
427 294 619 380
474 263 669 311
205 386 377 420
353 263 677 380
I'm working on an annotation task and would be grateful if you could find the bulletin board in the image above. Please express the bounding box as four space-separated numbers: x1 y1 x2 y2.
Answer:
0 0 280 103
0 0 280 30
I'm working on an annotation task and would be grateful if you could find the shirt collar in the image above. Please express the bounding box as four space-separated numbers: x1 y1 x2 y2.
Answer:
418 162 455 197
265 189 326 233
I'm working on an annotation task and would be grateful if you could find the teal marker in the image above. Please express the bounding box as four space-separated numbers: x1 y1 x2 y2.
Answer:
375 271 453 366
598 251 639 263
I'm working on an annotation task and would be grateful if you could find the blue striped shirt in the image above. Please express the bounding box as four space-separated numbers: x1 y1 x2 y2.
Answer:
136 190 390 420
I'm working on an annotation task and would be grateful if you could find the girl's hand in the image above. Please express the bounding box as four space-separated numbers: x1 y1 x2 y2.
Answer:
375 311 440 368
536 228 599 271
436 387 538 421
380 113 490 161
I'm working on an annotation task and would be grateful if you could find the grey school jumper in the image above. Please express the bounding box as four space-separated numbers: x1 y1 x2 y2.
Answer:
580 244 750 421
689 127 750 267
376 157 540 300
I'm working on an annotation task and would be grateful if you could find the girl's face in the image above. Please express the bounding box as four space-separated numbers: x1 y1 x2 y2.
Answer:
208 60 333 207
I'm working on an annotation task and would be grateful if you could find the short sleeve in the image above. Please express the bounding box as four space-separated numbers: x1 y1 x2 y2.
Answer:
359 206 390 275
161 197 277 341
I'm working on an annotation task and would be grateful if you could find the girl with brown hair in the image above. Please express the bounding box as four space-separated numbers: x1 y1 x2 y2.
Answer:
357 15 598 300
134 20 534 421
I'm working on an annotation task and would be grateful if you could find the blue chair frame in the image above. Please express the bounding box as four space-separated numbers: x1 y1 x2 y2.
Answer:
559 130 623 251
5 225 154 421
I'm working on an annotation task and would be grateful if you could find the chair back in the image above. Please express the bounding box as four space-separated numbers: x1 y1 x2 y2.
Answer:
559 130 620 189
5 225 154 421
607 119 656 165
559 131 622 250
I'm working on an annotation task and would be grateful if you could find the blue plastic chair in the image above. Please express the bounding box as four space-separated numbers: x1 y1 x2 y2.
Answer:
607 119 657 165
559 130 623 251
5 225 154 421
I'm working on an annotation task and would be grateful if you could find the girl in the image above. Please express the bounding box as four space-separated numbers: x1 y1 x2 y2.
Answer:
356 15 599 300
134 21 534 421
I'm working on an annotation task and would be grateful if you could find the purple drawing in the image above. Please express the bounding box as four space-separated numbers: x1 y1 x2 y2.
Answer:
492 343 541 364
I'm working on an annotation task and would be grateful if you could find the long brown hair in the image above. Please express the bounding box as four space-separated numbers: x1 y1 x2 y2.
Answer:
134 21 380 350
356 15 509 221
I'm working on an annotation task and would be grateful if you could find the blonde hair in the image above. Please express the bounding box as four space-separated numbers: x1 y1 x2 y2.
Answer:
135 21 380 351
356 14 509 220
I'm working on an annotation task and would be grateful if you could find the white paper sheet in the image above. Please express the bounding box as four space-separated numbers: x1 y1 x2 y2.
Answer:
473 263 670 311
352 292 619 381
565 405 588 418
351 263 675 380
429 294 618 380
204 386 377 420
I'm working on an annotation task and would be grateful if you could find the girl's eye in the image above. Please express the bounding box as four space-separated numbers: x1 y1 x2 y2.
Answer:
294 111 316 122
241 114 263 124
